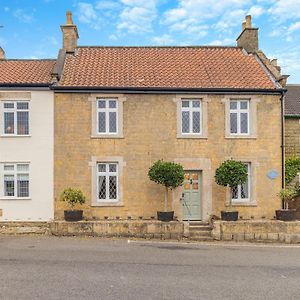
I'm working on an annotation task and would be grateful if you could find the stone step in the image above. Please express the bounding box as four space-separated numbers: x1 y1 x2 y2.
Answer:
188 221 210 226
189 225 212 232
189 236 214 241
189 230 212 238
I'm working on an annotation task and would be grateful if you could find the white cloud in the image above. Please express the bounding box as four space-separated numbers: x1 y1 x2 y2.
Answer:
96 1 120 10
208 38 235 46
248 5 264 17
77 2 97 24
13 9 34 23
117 0 157 33
268 0 300 21
288 22 300 33
214 9 246 32
152 34 174 45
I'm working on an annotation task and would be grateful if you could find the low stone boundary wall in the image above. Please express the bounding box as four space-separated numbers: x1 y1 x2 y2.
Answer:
0 222 50 235
50 221 184 239
212 220 300 243
0 221 184 240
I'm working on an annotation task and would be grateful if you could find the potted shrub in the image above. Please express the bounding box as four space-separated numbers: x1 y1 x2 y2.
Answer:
215 160 248 221
61 188 86 221
276 188 297 221
148 160 184 222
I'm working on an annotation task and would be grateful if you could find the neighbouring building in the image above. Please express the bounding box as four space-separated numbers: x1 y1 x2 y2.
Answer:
51 13 287 222
284 84 300 157
0 48 55 221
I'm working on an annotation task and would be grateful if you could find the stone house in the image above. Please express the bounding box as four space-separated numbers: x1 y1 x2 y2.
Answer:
0 48 55 221
284 85 300 157
50 13 288 222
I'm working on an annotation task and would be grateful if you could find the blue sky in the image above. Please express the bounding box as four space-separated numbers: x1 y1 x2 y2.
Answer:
1 0 300 83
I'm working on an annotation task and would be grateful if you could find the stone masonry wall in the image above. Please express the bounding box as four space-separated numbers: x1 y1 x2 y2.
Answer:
54 93 282 221
285 118 300 157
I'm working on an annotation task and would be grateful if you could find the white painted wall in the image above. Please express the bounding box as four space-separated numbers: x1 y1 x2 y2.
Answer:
0 90 54 221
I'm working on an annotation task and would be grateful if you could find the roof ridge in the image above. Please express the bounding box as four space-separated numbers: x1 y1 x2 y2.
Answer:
76 45 241 49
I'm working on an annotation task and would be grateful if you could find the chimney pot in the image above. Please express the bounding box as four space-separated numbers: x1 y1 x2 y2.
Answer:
66 11 73 25
242 21 246 31
245 15 252 28
0 47 5 59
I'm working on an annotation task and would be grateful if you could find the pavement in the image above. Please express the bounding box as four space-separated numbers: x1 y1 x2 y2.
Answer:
0 236 299 300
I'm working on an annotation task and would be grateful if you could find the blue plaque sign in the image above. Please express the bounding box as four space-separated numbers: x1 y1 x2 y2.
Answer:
267 170 279 180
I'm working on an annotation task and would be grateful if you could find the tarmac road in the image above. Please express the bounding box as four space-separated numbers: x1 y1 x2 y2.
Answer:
0 236 299 300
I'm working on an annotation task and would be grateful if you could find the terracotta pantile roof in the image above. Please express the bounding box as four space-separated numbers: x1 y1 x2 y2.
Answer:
285 85 300 115
58 46 278 90
0 59 55 85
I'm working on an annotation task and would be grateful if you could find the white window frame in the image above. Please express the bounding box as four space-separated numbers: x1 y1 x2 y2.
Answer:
0 163 30 199
3 101 30 136
232 163 251 203
180 99 202 135
96 162 119 203
96 99 118 135
229 100 250 136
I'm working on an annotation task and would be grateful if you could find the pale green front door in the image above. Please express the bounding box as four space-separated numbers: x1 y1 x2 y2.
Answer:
182 171 202 220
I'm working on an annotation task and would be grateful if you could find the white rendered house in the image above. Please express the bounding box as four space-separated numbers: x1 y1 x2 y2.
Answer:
0 55 55 221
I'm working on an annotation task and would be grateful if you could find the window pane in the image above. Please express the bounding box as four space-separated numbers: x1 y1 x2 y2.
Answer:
192 111 200 133
17 174 29 197
182 111 190 133
98 176 106 199
17 164 29 172
98 112 106 133
109 164 117 172
109 176 117 199
17 111 29 135
240 113 248 134
98 100 106 108
182 101 189 108
109 100 116 108
230 113 238 133
98 164 106 172
240 101 248 109
4 112 14 134
241 181 249 199
4 165 14 171
4 102 14 109
192 100 200 108
17 102 29 110
4 175 14 196
230 101 237 109
232 186 238 199
109 112 117 133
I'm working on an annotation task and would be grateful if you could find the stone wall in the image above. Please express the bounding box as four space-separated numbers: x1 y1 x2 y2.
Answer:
54 93 282 221
212 220 300 243
285 118 300 157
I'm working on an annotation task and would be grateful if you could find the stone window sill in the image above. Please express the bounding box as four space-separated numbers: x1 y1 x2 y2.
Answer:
177 134 208 139
0 197 31 201
91 135 124 139
225 136 257 140
226 201 257 207
91 201 124 207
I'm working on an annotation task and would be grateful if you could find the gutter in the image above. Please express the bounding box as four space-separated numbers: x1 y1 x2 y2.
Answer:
284 115 300 119
52 86 285 95
281 91 286 194
0 83 51 90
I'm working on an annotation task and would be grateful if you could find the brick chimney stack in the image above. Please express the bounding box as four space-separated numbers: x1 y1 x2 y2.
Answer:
0 47 5 59
60 11 79 53
236 15 258 53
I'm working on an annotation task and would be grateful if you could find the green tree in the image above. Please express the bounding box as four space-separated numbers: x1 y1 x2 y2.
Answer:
148 160 184 211
61 188 86 209
215 160 248 208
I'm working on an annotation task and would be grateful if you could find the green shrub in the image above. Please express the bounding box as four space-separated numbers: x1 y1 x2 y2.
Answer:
285 157 300 185
278 188 297 210
61 188 86 209
148 160 184 211
215 160 248 208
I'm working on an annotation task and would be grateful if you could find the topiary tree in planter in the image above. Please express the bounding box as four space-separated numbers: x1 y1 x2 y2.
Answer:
61 188 86 221
276 188 297 221
148 160 184 221
215 160 248 221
